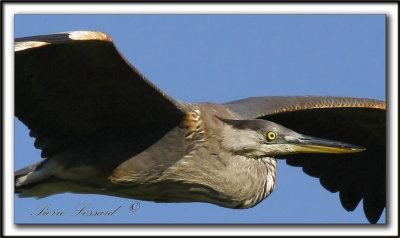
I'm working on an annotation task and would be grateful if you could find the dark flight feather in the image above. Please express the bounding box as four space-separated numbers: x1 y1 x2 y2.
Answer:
15 31 185 160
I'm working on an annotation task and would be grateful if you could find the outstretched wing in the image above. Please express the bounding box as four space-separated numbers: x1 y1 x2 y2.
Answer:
224 96 386 223
15 31 185 160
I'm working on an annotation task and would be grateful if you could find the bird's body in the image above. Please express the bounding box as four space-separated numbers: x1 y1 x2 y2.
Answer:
17 102 277 209
14 31 386 223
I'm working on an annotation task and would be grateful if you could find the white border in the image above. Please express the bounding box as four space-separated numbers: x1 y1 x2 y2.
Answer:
3 3 398 236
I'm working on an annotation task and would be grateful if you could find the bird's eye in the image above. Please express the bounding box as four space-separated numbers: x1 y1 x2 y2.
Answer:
266 131 277 142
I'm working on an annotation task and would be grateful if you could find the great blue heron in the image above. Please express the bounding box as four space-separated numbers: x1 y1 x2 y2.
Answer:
14 31 386 224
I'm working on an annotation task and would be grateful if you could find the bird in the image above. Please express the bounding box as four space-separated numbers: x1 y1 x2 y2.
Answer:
14 31 386 224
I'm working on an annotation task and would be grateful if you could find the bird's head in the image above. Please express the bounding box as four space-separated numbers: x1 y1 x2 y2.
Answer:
217 116 365 159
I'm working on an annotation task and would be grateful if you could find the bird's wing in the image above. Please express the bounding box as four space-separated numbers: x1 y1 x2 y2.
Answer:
15 31 186 159
224 96 386 224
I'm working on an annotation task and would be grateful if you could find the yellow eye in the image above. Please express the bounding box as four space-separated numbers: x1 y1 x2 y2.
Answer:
266 131 277 141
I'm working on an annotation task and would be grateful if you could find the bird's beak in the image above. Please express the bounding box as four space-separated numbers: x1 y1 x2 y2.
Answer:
286 134 365 154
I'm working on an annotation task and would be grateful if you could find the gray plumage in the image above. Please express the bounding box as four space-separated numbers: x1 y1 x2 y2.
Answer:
14 31 386 223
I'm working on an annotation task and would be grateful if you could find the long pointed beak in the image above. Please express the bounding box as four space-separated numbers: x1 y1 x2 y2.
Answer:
286 134 365 154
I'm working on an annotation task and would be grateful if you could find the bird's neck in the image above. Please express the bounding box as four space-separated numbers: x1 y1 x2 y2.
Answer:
157 105 278 208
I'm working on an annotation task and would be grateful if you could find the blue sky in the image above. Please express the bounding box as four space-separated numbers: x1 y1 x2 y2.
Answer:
14 14 386 224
